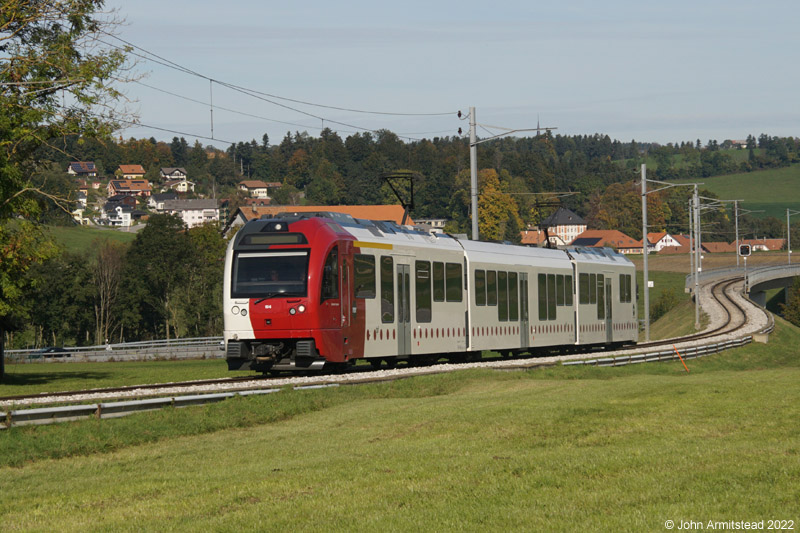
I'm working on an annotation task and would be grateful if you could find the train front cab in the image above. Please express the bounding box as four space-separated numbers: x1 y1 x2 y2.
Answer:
224 217 365 372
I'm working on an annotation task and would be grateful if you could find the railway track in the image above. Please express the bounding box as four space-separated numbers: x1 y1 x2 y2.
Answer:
1 277 768 410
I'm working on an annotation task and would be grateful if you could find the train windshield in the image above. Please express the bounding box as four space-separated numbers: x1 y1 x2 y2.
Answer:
231 251 309 298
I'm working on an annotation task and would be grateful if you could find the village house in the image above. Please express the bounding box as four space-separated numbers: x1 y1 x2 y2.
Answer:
107 179 152 197
118 164 146 179
160 167 187 181
238 180 269 199
67 161 97 177
646 232 682 252
224 204 413 236
539 207 587 245
162 199 219 229
571 229 642 254
520 229 565 247
161 179 196 193
147 192 178 212
741 238 785 251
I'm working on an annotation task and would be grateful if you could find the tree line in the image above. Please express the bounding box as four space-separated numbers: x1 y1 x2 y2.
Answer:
8 215 225 349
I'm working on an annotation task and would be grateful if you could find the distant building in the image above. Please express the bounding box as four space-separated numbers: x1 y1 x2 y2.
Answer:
224 204 413 236
572 229 642 254
415 218 447 233
118 164 146 179
147 192 179 212
647 232 682 252
238 180 269 199
160 167 187 181
520 229 565 247
107 179 151 197
161 179 196 193
741 238 785 252
162 199 219 228
67 161 97 177
539 207 587 245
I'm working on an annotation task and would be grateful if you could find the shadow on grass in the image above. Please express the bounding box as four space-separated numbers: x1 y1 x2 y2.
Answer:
1 370 114 388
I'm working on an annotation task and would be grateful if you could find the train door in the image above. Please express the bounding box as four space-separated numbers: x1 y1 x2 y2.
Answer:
605 279 613 344
396 264 411 356
519 273 529 348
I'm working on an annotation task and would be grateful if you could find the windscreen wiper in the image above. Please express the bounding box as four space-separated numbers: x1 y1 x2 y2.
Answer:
254 292 283 305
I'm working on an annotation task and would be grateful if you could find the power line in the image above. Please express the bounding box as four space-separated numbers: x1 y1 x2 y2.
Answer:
102 33 457 142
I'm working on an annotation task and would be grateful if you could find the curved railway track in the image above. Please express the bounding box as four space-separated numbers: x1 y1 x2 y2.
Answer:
0 277 767 408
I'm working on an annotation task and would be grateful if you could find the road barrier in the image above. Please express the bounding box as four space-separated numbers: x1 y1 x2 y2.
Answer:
5 337 224 364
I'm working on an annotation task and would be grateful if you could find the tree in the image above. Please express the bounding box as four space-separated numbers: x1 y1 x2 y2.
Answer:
779 278 800 328
1 1 130 377
120 214 193 340
93 240 126 345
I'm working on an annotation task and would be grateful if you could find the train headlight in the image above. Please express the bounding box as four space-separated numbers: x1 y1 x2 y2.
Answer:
289 308 296 315
298 305 306 313
231 306 240 315
241 309 247 317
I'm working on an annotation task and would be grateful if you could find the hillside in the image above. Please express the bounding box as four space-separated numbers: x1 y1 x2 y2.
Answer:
675 164 800 219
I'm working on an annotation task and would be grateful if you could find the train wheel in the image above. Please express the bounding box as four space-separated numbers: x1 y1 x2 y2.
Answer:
384 358 397 369
369 359 382 370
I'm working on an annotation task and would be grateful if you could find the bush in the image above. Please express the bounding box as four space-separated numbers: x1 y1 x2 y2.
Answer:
651 288 680 322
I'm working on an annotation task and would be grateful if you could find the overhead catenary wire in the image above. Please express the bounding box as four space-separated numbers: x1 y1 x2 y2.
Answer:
100 33 458 143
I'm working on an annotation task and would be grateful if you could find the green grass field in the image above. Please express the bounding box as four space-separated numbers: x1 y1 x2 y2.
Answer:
1 318 798 531
675 164 800 219
46 225 137 255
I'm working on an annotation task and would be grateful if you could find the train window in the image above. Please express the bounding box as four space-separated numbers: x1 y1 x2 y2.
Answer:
498 271 508 321
579 273 590 304
597 274 605 319
509 272 519 321
556 274 565 306
627 274 633 303
589 273 597 304
475 269 486 306
381 256 394 323
565 275 573 306
547 274 556 320
321 247 339 301
538 274 547 320
231 251 309 299
446 263 463 302
619 274 632 303
433 262 445 302
354 254 376 299
415 261 432 323
487 271 498 306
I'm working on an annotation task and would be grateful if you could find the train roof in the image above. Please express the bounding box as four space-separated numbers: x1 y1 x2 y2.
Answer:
244 213 633 270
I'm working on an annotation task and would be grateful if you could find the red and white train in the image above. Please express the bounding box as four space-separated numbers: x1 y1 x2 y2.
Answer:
224 212 638 373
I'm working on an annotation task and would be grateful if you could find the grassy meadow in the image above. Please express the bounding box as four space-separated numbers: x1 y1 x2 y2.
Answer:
46 224 137 255
1 318 798 531
675 164 800 219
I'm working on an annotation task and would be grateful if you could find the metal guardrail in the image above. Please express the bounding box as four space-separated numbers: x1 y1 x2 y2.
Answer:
0 384 340 429
562 337 752 367
5 337 224 364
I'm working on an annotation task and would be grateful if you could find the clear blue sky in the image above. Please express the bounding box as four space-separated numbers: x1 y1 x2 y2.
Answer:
107 0 799 148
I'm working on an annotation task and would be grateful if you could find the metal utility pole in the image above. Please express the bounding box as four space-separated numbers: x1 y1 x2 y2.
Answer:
465 107 556 241
688 198 694 295
640 169 698 340
735 200 740 267
469 107 479 241
641 164 650 342
693 185 700 330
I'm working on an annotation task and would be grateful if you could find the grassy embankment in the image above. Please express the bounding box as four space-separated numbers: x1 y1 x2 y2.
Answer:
1 316 798 530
